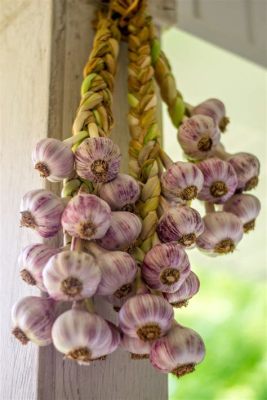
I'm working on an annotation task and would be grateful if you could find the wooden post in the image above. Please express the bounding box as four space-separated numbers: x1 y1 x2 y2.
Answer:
0 1 175 399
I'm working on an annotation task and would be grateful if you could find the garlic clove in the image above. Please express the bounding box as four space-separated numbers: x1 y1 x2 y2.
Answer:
75 137 121 183
177 115 221 161
142 242 191 293
52 309 113 365
157 205 204 248
20 189 65 238
99 173 140 211
163 271 200 307
150 324 205 377
32 138 74 182
19 243 60 291
43 250 101 301
223 193 261 233
196 211 243 255
118 294 174 342
227 152 260 191
197 158 238 204
192 98 228 131
161 161 204 203
61 193 111 240
120 334 151 360
97 211 142 251
95 250 137 296
12 296 56 346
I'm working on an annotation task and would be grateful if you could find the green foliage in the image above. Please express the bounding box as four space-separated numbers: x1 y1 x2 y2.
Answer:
169 267 267 400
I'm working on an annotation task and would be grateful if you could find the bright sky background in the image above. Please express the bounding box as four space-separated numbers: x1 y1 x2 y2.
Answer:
162 28 267 281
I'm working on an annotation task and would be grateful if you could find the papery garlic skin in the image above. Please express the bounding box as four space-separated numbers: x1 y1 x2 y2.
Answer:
43 250 101 301
177 115 221 160
20 189 64 238
119 294 174 342
150 325 205 377
157 206 204 248
61 194 111 240
142 243 190 293
227 152 260 191
163 271 200 307
196 211 243 255
192 98 228 131
197 158 237 204
106 321 121 354
95 251 137 296
97 211 142 251
19 244 60 290
120 334 151 359
223 194 261 233
99 173 140 211
32 138 74 182
75 137 121 183
161 162 204 202
52 309 113 364
12 296 55 346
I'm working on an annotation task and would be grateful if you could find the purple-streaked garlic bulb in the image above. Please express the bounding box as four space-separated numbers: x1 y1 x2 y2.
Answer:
192 98 228 131
197 158 237 204
99 173 140 211
150 324 205 377
32 138 74 182
20 189 64 238
61 194 111 240
223 194 261 233
52 309 113 365
157 206 204 248
118 294 174 342
19 244 60 290
12 296 56 346
163 271 200 308
95 250 137 297
160 162 204 202
227 152 260 191
75 137 121 183
196 211 243 255
120 334 152 360
106 321 121 355
43 250 101 301
142 243 190 293
97 211 142 251
177 115 220 160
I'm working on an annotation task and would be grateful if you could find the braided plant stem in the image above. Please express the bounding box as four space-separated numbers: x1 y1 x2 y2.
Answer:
127 2 163 262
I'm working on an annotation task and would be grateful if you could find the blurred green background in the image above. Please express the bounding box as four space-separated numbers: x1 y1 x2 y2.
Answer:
162 28 267 400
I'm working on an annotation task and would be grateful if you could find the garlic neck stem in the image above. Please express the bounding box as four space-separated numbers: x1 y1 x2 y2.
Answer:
86 241 108 257
159 148 173 169
205 202 215 214
214 143 232 160
84 298 95 313
63 130 89 145
71 237 83 252
88 122 99 138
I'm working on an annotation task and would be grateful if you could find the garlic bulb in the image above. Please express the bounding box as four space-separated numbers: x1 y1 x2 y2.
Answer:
120 334 152 359
163 271 200 307
95 250 137 297
19 244 60 290
32 138 74 182
160 162 204 202
12 296 55 346
97 211 142 251
177 115 221 160
157 205 204 248
52 309 114 364
20 189 64 238
223 194 261 233
106 321 121 355
99 173 140 211
119 294 174 342
197 158 237 204
142 242 191 293
43 250 101 301
150 324 205 377
61 194 111 240
75 137 121 183
192 98 228 131
227 152 260 191
196 211 243 255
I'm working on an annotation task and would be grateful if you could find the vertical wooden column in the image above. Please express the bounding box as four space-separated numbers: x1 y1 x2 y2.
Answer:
1 1 174 399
